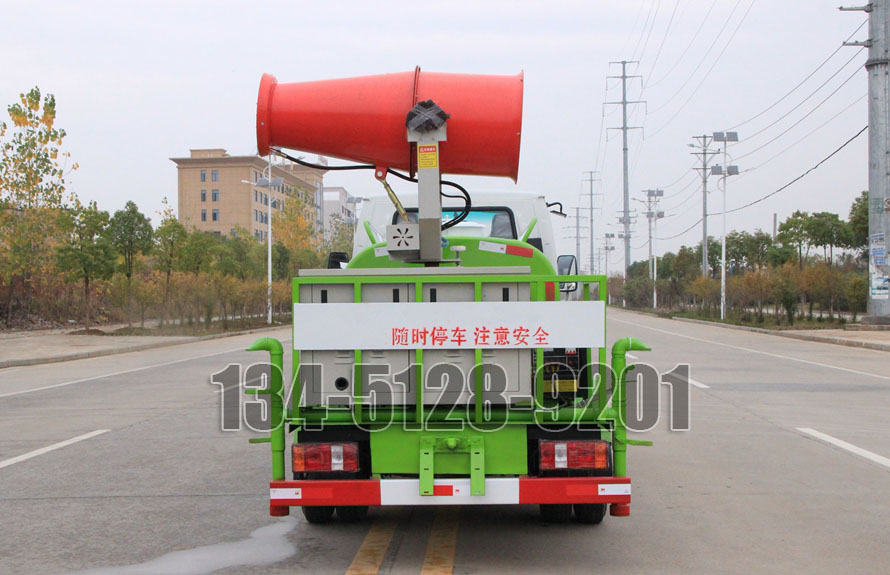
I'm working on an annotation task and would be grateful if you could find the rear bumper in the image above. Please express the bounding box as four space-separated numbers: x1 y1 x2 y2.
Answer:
270 476 630 508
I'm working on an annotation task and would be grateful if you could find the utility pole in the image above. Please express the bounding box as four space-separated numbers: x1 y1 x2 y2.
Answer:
566 208 587 270
604 233 617 279
842 2 890 323
643 190 665 308
604 233 617 303
690 135 719 277
582 171 601 274
606 61 644 278
712 132 739 321
773 212 778 240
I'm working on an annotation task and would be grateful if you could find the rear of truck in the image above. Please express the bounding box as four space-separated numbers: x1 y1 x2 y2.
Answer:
245 67 649 524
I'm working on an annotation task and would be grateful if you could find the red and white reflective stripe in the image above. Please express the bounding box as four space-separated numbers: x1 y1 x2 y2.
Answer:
517 477 631 504
478 241 534 259
269 477 631 507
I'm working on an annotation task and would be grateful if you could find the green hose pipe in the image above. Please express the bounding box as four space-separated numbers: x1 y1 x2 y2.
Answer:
611 337 650 477
247 337 286 482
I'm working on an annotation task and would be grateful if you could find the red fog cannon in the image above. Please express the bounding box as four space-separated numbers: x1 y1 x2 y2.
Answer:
255 67 524 180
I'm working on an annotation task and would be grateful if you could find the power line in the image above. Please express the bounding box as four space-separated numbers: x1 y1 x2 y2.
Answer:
657 124 868 240
724 18 868 131
738 93 866 173
649 0 746 116
621 0 654 56
664 193 702 221
736 63 862 160
632 0 662 62
649 0 757 138
663 170 699 196
642 0 680 89
663 181 702 212
739 48 864 145
647 0 719 88
725 125 867 215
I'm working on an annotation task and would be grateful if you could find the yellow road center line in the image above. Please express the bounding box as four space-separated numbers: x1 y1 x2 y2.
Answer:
421 507 460 575
345 517 398 575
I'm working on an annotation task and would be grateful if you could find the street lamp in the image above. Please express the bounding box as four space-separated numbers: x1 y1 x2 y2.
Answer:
242 163 283 325
645 188 665 309
712 131 739 321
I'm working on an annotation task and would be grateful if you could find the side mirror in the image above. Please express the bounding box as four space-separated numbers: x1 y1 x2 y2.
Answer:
327 252 350 269
557 254 578 276
557 254 578 293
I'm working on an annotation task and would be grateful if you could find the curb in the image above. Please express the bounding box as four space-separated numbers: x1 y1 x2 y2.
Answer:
671 317 890 353
0 324 290 369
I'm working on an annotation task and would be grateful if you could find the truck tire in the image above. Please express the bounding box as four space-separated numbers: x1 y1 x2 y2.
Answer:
539 504 573 523
573 503 606 524
301 505 335 524
336 506 369 522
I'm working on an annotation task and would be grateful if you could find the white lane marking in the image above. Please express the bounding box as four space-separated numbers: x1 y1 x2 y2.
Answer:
689 379 710 389
0 337 292 400
0 349 239 399
626 353 639 360
797 428 890 470
611 317 890 382
0 430 109 470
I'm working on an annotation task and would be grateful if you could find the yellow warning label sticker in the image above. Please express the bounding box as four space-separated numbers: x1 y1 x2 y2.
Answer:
417 144 438 170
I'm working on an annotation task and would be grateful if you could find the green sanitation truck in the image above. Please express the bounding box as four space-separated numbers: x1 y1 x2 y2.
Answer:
246 68 649 524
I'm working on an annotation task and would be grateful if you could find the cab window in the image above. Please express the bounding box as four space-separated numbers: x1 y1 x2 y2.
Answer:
393 208 516 239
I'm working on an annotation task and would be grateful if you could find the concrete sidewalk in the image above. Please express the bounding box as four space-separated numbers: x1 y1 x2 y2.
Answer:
672 317 890 352
0 324 288 368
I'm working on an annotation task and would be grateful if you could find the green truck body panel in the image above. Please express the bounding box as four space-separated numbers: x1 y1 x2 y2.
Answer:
369 424 527 475
247 235 649 494
347 236 557 275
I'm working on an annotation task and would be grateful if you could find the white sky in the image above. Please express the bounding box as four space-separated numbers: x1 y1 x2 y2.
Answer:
0 0 869 272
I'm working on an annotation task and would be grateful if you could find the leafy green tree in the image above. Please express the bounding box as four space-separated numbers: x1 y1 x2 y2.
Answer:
772 263 799 324
743 230 773 270
622 275 653 308
626 259 650 280
216 227 263 280
154 203 187 326
778 211 810 270
178 230 219 275
272 243 291 281
692 237 721 278
766 244 795 267
725 231 750 273
56 202 117 329
109 201 153 327
847 191 869 255
0 87 76 324
656 246 700 308
806 212 849 265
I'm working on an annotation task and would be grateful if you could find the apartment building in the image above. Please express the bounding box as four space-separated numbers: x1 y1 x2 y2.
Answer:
171 149 326 242
322 186 358 237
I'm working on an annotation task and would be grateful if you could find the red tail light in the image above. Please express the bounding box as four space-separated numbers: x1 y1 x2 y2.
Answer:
293 443 359 472
539 440 609 471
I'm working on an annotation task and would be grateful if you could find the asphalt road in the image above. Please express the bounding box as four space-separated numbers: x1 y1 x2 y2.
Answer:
1 308 889 575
